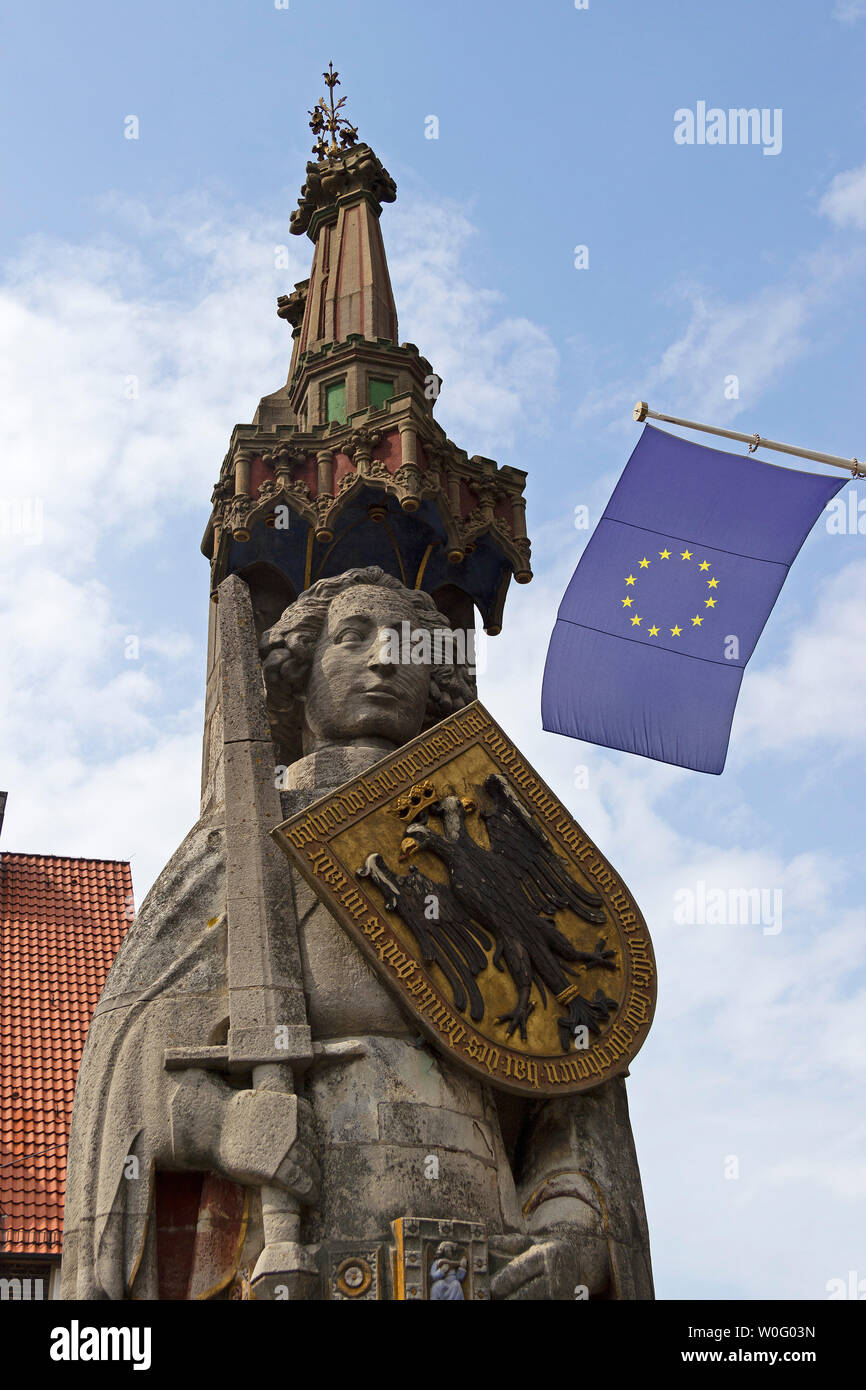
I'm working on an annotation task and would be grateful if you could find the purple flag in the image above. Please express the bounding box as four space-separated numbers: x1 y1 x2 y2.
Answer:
542 425 845 773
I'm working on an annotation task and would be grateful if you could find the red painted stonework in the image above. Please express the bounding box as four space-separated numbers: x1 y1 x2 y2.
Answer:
155 1172 204 1301
155 1172 247 1300
459 478 476 513
372 430 403 473
332 451 354 489
249 455 272 498
298 454 319 492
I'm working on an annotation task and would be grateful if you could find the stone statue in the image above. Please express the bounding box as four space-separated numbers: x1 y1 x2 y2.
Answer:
61 567 653 1300
259 566 475 790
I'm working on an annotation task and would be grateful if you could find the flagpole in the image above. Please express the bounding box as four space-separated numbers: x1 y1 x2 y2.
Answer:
633 402 864 477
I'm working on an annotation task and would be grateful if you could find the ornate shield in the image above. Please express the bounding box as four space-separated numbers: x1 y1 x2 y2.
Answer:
273 701 655 1097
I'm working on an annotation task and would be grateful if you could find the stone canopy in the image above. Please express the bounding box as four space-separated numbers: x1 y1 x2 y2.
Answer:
201 141 532 637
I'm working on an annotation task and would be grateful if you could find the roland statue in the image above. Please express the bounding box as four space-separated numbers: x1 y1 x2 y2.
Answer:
61 567 653 1300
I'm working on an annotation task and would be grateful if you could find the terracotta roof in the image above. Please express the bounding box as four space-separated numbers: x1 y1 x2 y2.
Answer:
0 853 131 1257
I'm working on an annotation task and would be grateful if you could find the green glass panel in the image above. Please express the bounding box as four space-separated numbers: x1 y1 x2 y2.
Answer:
325 380 346 424
368 378 394 410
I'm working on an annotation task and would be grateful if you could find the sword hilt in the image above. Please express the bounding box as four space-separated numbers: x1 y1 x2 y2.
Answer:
249 1061 316 1298
253 1062 301 1245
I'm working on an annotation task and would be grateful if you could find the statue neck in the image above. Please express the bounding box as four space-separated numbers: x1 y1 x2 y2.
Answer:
281 738 396 792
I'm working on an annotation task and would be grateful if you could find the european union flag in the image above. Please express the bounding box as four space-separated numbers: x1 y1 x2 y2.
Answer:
542 425 846 774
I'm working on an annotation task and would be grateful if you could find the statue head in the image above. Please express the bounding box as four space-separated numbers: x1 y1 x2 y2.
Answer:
260 566 476 766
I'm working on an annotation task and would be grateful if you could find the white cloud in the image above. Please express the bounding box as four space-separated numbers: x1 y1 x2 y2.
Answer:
0 562 203 890
834 0 866 22
819 161 866 229
574 277 819 443
6 733 203 903
575 163 866 450
645 284 809 419
0 196 307 892
0 198 305 569
737 558 866 749
388 200 559 453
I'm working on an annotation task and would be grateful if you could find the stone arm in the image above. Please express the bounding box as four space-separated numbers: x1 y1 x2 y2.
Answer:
490 1076 653 1301
166 1067 319 1203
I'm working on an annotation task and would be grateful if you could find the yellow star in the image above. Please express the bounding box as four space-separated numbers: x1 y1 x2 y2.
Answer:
624 574 636 586
659 549 671 559
639 557 650 568
630 614 641 626
681 549 692 561
691 614 703 626
707 577 719 589
671 625 682 636
621 596 633 607
705 597 716 608
699 560 711 571
648 625 659 636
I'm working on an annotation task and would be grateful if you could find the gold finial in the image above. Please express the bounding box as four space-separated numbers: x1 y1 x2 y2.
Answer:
308 61 359 161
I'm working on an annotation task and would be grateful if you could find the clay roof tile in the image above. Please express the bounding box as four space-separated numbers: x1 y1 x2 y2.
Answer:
0 852 131 1255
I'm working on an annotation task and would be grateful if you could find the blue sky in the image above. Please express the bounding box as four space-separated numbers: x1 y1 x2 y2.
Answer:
2 0 865 1300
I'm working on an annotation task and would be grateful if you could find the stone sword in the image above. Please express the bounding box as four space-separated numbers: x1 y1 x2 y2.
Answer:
216 572 317 1299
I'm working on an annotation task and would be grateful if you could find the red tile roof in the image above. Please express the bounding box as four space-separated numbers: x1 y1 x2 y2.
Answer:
0 854 131 1257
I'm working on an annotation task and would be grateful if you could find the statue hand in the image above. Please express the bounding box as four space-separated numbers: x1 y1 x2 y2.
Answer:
219 1090 320 1206
272 1095 320 1205
490 1232 609 1301
490 1241 559 1301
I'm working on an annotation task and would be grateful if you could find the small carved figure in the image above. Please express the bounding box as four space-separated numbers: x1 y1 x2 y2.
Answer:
429 1243 467 1301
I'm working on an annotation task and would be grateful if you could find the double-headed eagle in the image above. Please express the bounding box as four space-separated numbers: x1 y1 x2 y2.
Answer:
357 775 618 1052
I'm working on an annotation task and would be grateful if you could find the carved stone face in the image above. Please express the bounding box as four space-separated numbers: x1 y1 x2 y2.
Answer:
301 585 432 752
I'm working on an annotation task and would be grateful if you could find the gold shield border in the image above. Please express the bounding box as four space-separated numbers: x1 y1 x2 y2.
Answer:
273 700 656 1097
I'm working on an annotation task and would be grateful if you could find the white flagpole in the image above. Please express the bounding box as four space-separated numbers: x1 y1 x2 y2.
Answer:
633 402 864 477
